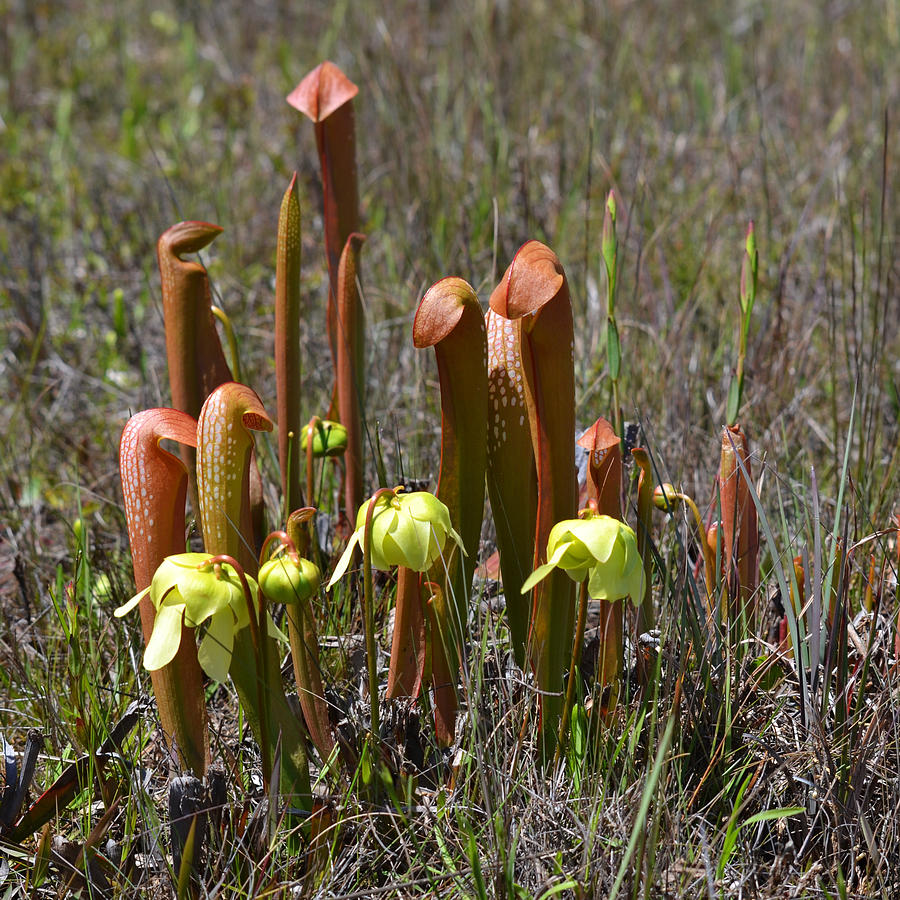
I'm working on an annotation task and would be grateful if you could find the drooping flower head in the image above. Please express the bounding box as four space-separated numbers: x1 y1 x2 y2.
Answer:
115 553 283 682
259 553 321 605
521 511 644 603
327 488 465 588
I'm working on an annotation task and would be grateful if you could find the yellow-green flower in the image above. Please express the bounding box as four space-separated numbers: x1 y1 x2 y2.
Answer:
115 553 284 682
327 489 465 587
521 512 644 603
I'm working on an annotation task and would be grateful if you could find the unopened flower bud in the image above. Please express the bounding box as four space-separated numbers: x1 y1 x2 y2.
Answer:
301 419 348 457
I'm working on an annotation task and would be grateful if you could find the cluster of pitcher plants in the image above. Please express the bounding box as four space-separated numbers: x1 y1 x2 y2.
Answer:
111 59 791 832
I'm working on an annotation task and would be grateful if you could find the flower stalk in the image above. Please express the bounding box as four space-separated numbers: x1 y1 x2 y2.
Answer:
653 483 716 608
260 520 334 762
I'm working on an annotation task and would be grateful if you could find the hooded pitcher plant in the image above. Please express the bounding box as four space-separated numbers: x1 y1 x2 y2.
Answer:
490 240 577 747
274 173 305 518
485 307 537 666
578 418 625 705
119 408 208 775
287 61 361 422
412 277 487 742
718 424 760 621
335 233 367 532
158 222 232 525
197 382 311 803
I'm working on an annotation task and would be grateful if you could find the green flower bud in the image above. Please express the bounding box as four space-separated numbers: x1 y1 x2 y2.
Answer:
652 483 679 511
301 419 348 457
259 554 320 605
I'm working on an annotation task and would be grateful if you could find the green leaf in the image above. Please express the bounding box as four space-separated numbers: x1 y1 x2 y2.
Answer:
726 373 741 426
719 805 804 878
740 806 805 828
607 317 621 380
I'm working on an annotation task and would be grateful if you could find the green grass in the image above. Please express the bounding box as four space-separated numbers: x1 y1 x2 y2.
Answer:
2 0 899 896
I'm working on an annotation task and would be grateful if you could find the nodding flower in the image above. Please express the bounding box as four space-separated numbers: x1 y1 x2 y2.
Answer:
522 510 644 603
115 553 283 683
327 488 465 587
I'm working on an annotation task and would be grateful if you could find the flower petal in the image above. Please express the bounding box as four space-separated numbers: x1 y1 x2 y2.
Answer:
403 491 451 532
586 564 614 600
327 531 361 588
266 611 288 643
378 530 409 569
572 516 619 564
143 602 186 670
390 512 431 571
521 561 556 594
114 586 149 617
198 610 234 682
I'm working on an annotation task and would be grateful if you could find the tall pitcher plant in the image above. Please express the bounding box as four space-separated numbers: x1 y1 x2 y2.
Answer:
411 277 487 743
157 221 232 529
288 62 365 531
490 241 577 749
119 409 208 775
485 306 537 667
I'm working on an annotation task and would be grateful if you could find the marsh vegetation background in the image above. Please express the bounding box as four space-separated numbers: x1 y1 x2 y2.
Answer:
1 0 899 896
